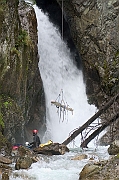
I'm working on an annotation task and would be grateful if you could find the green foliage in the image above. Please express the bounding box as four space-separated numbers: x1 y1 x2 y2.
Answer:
11 47 20 57
0 7 4 15
28 0 36 4
0 4 5 28
0 113 4 128
3 101 12 108
0 0 7 16
115 51 119 58
115 153 119 159
0 95 12 127
0 0 6 5
100 58 119 95
16 29 32 48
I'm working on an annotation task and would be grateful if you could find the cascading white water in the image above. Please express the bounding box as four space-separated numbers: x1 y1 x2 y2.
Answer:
34 5 97 145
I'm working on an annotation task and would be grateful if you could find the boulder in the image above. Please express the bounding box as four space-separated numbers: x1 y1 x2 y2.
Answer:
34 143 69 155
0 156 12 164
0 163 12 179
15 156 33 170
0 133 12 156
79 163 101 180
79 157 119 180
14 146 41 170
71 154 88 160
17 146 33 157
2 171 9 180
108 140 119 155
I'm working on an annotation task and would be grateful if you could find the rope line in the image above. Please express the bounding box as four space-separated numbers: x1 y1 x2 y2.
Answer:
61 0 64 89
62 0 64 41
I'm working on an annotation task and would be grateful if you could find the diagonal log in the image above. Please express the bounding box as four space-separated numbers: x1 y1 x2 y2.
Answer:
80 112 119 148
62 93 119 145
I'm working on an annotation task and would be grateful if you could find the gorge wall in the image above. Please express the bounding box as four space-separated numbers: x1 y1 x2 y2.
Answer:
0 0 46 147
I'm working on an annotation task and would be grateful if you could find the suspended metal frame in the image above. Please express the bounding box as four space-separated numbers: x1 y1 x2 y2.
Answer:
51 89 73 122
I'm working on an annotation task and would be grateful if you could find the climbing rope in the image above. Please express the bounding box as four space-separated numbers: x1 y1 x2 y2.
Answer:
61 0 64 88
61 0 63 40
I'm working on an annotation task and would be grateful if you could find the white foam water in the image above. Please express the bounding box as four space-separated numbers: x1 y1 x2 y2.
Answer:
9 145 109 180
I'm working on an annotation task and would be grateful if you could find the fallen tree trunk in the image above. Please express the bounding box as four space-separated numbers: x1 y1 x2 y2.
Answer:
80 112 119 148
62 93 119 145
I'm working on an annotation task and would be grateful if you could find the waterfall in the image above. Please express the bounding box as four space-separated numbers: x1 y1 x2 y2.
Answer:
34 5 97 145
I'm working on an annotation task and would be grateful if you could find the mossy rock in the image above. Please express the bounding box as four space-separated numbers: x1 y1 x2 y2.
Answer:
15 156 33 170
0 132 12 155
79 163 101 180
108 143 119 155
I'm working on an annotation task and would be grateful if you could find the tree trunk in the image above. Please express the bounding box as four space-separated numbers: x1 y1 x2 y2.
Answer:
62 93 119 145
80 112 119 148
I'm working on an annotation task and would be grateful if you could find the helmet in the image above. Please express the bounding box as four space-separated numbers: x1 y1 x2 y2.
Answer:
12 145 19 150
25 142 30 146
33 129 38 134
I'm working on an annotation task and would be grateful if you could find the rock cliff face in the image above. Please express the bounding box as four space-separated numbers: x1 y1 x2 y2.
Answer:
0 0 45 145
57 0 119 103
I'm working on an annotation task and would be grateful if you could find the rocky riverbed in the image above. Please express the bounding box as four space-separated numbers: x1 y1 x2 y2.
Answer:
1 140 119 180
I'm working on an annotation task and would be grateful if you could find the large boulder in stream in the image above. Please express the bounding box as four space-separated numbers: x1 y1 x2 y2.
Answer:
79 157 119 180
15 156 33 170
79 163 101 180
14 146 40 170
33 143 69 155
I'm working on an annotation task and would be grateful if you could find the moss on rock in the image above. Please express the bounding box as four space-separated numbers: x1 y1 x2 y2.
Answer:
0 132 12 155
